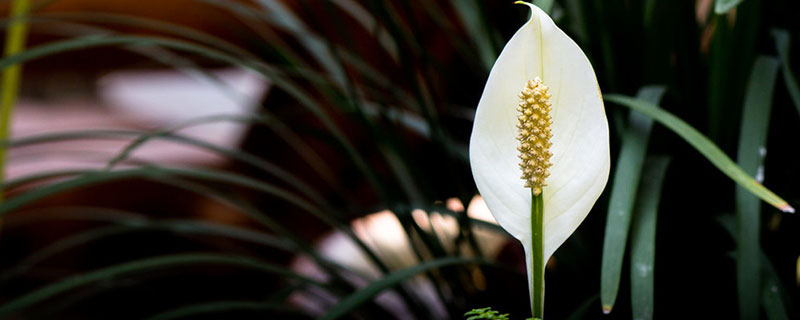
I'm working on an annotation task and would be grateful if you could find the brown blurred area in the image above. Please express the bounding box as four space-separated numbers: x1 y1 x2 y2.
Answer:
0 1 524 318
0 0 257 99
0 3 281 317
0 0 513 252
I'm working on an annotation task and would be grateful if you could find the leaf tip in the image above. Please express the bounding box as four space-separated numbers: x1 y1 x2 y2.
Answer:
779 203 795 214
602 305 612 314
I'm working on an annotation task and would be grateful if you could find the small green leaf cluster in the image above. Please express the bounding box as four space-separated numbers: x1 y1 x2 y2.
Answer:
464 307 509 320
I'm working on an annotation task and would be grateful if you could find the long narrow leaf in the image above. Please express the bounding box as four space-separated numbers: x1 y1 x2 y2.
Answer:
630 157 671 320
0 0 31 233
0 167 396 292
320 257 485 320
0 254 325 317
450 0 496 70
601 86 665 312
735 56 780 320
718 216 791 320
17 12 257 59
772 29 800 119
715 0 746 14
761 256 790 320
0 35 385 197
328 0 399 61
6 220 294 279
604 94 794 213
146 301 295 320
7 125 333 208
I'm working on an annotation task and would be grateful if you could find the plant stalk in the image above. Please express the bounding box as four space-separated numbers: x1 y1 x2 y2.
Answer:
531 191 544 319
0 0 32 235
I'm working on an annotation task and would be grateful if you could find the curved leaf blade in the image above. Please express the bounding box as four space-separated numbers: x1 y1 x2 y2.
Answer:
0 254 324 317
320 257 485 320
604 94 794 213
715 0 746 14
630 157 670 320
772 29 800 119
146 301 293 320
600 86 665 312
735 56 780 320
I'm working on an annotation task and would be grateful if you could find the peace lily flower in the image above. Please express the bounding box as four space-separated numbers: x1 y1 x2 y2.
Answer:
469 2 609 318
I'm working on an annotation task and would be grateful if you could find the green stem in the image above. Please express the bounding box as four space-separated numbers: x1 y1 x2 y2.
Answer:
531 191 544 319
0 0 32 233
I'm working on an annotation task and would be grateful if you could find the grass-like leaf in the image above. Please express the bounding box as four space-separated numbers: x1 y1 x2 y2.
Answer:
145 300 296 320
0 253 325 317
1 167 400 303
320 257 486 320
0 0 31 233
715 0 746 14
0 166 322 220
761 255 790 320
207 0 347 87
772 29 800 119
0 35 387 197
0 166 382 271
4 219 294 281
20 11 257 59
600 86 665 312
533 0 554 13
604 94 794 213
450 0 496 71
630 157 670 320
718 216 791 320
735 56 780 320
7 124 336 208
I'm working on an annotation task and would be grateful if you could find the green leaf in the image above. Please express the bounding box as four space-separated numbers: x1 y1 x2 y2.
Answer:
643 0 657 27
718 216 791 320
450 0 496 70
463 307 510 320
24 11 257 59
320 257 485 320
735 56 780 320
561 0 587 44
600 86 665 312
772 29 800 119
7 120 350 204
630 157 670 320
145 301 294 320
761 256 790 320
0 0 32 233
715 0 746 14
206 0 347 87
326 0 399 61
0 254 324 317
0 167 394 294
532 0 554 14
6 219 294 280
604 94 794 213
0 35 385 198
0 167 323 220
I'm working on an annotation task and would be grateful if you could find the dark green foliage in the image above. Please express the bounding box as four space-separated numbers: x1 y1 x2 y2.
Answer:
464 307 510 320
0 0 798 319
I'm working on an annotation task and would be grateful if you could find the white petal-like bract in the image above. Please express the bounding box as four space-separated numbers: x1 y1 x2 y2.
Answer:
469 1 609 284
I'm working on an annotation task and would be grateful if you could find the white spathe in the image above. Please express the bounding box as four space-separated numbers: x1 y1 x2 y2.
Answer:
469 1 610 287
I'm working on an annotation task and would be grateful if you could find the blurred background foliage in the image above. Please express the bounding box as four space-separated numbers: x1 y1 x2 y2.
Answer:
0 0 797 319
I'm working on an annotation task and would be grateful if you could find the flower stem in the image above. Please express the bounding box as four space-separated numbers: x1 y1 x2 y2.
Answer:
530 191 544 319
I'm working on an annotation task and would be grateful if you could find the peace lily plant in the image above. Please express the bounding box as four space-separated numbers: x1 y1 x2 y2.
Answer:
469 2 609 319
